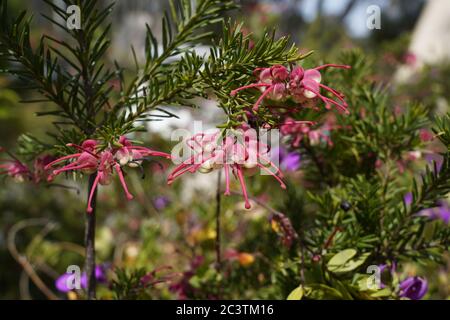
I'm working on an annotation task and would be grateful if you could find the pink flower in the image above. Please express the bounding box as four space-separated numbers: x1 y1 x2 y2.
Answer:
280 118 315 147
288 64 350 114
115 136 171 167
0 148 30 182
280 115 343 148
45 140 99 180
419 129 434 142
168 131 286 209
403 52 417 66
231 65 289 111
46 137 170 213
230 63 350 114
32 154 56 183
1 148 58 184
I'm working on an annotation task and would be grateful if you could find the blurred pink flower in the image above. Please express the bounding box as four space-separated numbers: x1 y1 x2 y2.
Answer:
0 147 31 182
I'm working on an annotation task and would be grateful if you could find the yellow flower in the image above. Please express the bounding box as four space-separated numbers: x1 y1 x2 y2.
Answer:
238 253 255 267
67 291 78 300
271 219 281 233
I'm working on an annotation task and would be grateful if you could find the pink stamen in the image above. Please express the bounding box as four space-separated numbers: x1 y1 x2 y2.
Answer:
256 163 286 189
114 164 134 200
44 154 81 170
252 85 274 111
66 143 99 158
235 165 251 209
53 163 95 175
319 83 348 105
87 173 100 213
257 154 285 178
128 146 171 159
314 64 351 71
231 83 271 96
303 86 349 114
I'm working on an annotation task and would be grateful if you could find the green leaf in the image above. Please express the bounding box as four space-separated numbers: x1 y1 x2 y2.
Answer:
327 249 357 267
370 288 392 298
305 284 344 300
328 250 370 274
287 285 304 300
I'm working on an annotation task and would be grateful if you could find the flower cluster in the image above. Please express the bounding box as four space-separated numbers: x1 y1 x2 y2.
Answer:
45 137 170 213
0 148 54 183
231 63 350 114
168 130 286 209
280 115 344 148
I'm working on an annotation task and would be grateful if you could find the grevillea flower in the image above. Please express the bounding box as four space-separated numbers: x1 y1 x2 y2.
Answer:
280 118 315 147
1 148 58 184
415 201 450 224
0 148 31 182
399 276 428 300
231 63 350 114
168 131 286 209
32 154 56 183
231 65 289 111
281 117 338 147
289 65 350 114
115 136 170 168
46 137 170 213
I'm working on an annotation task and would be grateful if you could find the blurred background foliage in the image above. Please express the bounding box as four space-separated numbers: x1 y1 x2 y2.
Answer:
0 0 449 299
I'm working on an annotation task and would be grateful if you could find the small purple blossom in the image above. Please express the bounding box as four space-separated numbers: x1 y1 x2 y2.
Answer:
275 147 301 172
399 276 428 300
416 201 450 224
55 265 108 293
424 153 444 173
404 193 413 206
153 196 171 210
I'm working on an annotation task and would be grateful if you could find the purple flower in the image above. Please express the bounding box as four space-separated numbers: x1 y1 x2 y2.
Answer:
424 153 444 173
55 273 75 293
399 276 428 300
416 201 450 224
404 193 413 206
275 147 301 172
55 265 108 293
153 196 171 210
377 262 397 289
80 265 108 288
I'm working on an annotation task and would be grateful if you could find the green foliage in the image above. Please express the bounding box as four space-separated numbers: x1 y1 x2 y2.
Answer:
0 0 449 301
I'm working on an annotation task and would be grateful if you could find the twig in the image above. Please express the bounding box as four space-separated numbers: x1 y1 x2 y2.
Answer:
7 218 59 300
